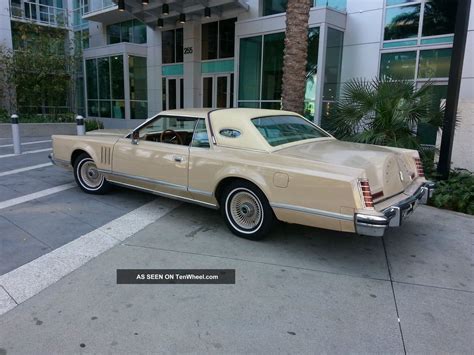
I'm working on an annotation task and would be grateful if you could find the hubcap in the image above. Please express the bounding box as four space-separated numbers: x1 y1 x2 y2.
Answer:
229 191 262 230
80 160 103 188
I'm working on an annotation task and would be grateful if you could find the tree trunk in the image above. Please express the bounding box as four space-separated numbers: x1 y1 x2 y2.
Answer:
281 0 311 115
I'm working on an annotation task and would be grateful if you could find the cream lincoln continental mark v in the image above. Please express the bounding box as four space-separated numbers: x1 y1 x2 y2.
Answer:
50 108 435 240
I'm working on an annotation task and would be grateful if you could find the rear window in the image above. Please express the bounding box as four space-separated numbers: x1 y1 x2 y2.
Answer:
252 115 329 147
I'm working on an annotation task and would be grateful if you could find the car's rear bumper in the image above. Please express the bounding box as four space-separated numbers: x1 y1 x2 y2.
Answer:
355 181 435 237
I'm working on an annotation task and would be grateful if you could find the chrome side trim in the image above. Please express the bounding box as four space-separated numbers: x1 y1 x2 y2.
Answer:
97 169 187 191
188 188 213 197
108 179 218 209
270 203 354 221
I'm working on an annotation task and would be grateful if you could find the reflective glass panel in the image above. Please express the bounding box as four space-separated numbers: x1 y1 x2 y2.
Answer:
384 4 420 40
263 0 287 16
418 48 452 78
323 28 343 101
85 59 97 100
129 56 147 100
219 18 236 58
202 21 218 60
162 30 175 64
380 51 416 79
176 28 183 63
110 55 124 99
262 32 285 101
98 57 110 100
239 36 262 101
422 0 457 37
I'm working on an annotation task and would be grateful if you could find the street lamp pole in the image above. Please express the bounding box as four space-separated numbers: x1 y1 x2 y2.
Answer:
437 0 471 179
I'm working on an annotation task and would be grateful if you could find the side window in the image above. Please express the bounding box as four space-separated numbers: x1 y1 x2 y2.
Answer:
191 119 210 148
138 115 198 145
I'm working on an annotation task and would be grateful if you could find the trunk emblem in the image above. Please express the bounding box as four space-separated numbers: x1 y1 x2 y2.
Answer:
399 171 404 182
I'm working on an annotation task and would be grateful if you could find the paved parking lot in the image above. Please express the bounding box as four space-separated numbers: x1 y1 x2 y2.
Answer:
0 136 472 354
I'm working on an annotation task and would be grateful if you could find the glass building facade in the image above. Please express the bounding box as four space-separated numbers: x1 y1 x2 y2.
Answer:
380 0 458 144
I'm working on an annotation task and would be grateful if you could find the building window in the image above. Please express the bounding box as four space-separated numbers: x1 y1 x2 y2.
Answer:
162 28 183 64
384 4 421 40
314 0 346 11
380 51 417 80
383 0 458 48
107 20 147 45
201 18 236 60
418 48 452 78
238 28 320 119
262 0 287 16
422 0 457 37
129 56 148 119
321 27 343 129
262 0 346 16
86 55 125 118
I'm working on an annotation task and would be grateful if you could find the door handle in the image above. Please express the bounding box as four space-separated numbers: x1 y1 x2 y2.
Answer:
174 156 183 162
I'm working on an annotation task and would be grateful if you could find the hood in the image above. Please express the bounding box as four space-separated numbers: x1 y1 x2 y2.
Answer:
86 129 130 137
275 140 418 200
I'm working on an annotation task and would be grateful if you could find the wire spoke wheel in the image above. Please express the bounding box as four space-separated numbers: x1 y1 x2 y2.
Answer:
79 160 104 189
227 189 263 232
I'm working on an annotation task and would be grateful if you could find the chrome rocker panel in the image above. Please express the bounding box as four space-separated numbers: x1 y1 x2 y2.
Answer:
355 181 436 237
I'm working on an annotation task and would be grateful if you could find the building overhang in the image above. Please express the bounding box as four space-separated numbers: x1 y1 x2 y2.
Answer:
106 0 249 28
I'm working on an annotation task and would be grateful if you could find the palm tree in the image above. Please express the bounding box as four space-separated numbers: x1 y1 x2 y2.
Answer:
327 77 444 151
281 0 312 115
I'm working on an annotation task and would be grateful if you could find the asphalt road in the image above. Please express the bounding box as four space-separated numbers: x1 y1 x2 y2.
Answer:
0 136 472 354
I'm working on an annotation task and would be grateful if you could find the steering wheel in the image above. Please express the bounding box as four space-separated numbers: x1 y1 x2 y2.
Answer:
160 129 183 145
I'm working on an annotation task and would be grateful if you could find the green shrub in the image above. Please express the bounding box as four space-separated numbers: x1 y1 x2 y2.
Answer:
0 113 75 123
85 119 104 132
430 170 474 215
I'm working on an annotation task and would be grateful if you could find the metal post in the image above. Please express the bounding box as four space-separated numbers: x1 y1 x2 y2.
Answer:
11 114 21 155
76 115 85 136
437 0 471 179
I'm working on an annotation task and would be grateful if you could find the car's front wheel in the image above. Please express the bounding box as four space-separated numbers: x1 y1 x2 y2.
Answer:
73 153 110 194
220 181 275 240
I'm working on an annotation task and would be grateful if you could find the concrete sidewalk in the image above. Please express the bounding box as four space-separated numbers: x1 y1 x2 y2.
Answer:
0 204 472 354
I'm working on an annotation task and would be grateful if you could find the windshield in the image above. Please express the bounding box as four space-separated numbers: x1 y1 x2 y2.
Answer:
252 115 329 147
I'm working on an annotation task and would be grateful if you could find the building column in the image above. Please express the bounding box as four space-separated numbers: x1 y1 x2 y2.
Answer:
123 53 131 120
315 24 327 125
0 1 13 49
183 20 202 108
147 26 162 116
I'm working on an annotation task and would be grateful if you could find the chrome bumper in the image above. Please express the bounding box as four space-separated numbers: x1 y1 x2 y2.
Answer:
355 181 435 237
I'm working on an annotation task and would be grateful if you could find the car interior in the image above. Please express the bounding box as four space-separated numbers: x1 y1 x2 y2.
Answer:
137 116 210 148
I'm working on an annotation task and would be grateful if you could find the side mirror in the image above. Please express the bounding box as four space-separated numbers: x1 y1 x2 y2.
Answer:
131 130 139 145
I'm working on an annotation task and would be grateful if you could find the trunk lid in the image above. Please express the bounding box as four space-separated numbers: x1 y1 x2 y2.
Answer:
275 139 417 199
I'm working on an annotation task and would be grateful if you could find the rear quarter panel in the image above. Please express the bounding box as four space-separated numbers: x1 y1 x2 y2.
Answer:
189 146 365 232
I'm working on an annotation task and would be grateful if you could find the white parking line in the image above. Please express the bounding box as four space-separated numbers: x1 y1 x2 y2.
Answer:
0 198 180 314
0 139 51 148
0 163 53 177
0 182 76 210
0 148 52 159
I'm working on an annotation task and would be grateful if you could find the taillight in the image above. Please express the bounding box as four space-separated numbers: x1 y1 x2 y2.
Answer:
359 179 374 208
414 158 425 177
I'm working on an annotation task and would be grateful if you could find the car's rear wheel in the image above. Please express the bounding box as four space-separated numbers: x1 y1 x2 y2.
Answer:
73 153 110 194
220 181 275 240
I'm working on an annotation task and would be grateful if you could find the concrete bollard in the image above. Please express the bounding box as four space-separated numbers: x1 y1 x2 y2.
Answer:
11 114 21 155
76 115 85 136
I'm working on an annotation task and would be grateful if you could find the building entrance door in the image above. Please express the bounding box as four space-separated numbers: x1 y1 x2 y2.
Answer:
202 74 234 108
163 77 184 110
